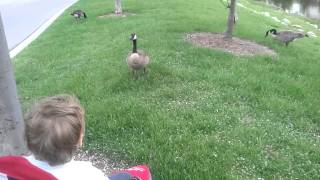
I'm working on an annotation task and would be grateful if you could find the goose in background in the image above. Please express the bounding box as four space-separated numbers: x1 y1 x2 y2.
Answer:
71 10 87 19
127 33 150 78
265 29 308 46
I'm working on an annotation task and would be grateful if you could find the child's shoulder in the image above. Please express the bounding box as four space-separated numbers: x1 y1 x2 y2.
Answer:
24 155 107 180
59 160 107 179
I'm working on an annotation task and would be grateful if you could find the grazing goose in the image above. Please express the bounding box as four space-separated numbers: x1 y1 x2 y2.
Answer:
70 10 87 19
127 33 150 77
265 29 308 46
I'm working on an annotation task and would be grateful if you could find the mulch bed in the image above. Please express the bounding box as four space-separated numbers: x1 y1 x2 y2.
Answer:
185 32 277 56
99 12 136 18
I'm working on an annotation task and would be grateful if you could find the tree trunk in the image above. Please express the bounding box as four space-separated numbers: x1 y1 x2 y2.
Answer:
115 0 122 14
0 13 27 156
225 0 236 39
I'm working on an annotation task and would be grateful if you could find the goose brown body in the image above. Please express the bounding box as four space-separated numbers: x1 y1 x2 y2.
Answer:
265 29 308 46
127 50 149 71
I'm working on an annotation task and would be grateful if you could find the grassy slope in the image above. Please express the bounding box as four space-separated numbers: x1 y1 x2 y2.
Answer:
14 0 320 179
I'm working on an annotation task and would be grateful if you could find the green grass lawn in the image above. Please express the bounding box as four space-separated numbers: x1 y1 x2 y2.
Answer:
13 0 320 179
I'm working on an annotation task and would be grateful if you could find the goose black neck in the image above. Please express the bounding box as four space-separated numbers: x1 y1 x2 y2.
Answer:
132 40 137 53
270 29 277 35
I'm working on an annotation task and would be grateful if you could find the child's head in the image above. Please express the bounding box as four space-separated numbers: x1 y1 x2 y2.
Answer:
25 95 85 166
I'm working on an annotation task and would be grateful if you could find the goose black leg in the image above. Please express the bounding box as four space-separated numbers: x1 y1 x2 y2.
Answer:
132 70 138 80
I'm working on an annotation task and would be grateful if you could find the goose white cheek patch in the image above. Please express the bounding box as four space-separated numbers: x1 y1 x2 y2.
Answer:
134 34 137 40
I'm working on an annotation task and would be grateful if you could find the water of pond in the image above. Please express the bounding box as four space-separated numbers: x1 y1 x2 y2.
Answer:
256 0 320 20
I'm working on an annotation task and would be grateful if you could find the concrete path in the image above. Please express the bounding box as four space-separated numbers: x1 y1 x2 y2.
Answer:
0 0 77 51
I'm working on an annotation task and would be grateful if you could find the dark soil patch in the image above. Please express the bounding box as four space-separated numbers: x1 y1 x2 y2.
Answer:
185 32 277 56
99 12 136 18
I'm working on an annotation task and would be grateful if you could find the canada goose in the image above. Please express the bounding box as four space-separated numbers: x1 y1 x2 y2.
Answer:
71 10 87 19
265 29 308 46
127 33 150 77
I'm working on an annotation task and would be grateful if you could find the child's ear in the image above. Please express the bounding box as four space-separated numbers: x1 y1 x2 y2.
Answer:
78 133 84 147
